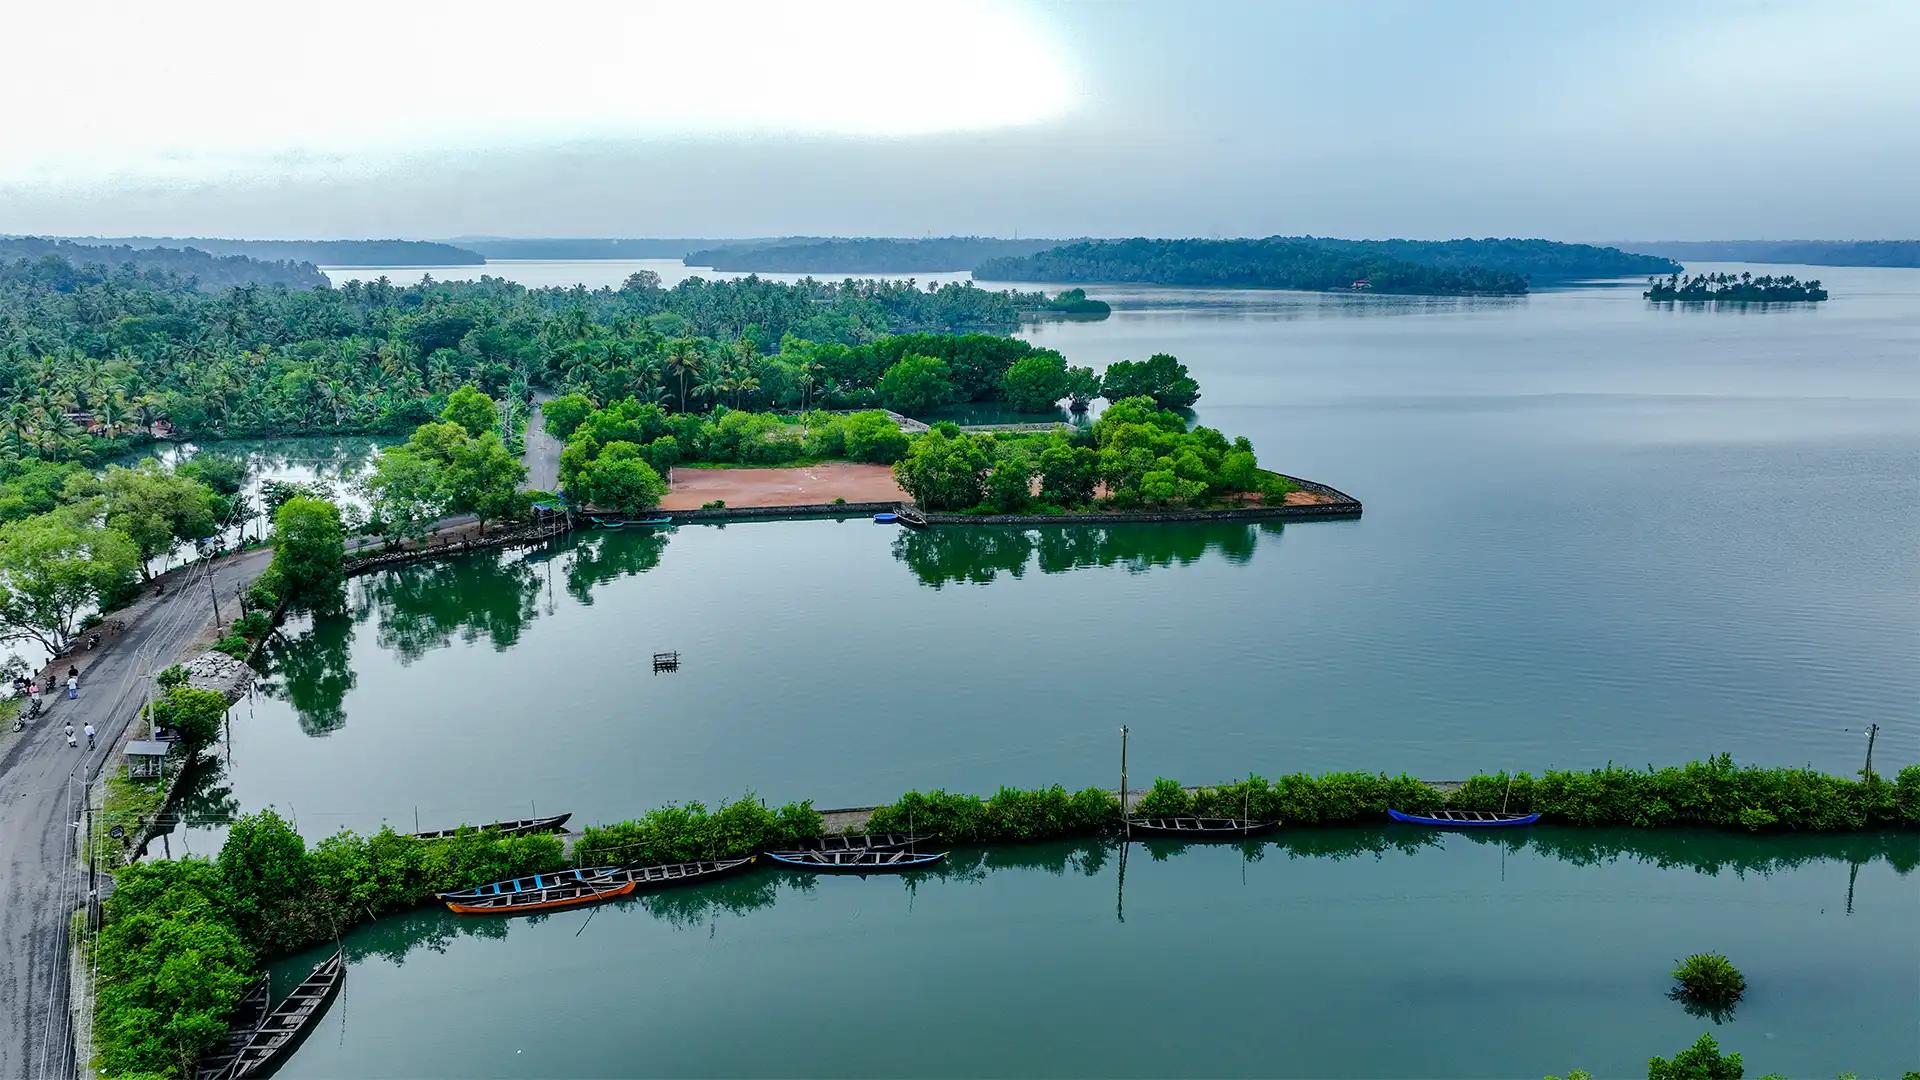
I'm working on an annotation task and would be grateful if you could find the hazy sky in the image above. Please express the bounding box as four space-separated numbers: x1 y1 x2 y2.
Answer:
5 0 1916 240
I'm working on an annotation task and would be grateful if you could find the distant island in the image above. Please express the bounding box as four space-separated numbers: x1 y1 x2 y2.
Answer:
47 235 483 267
1644 272 1828 303
453 237 745 260
686 236 1070 273
1040 288 1110 317
0 236 327 290
1269 236 1679 282
1615 240 1920 269
974 237 1534 295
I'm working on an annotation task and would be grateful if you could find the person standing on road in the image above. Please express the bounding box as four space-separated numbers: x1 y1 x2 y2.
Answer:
66 674 78 699
64 722 76 747
84 722 96 750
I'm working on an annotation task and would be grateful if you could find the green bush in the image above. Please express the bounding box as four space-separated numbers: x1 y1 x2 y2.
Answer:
93 859 254 1078
1671 953 1746 1008
1647 1033 1743 1080
572 795 822 867
1134 777 1193 817
212 634 251 659
155 663 188 689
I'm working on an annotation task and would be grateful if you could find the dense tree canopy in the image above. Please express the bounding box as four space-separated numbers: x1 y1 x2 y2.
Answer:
1099 353 1200 409
267 496 345 611
0 507 141 652
976 237 1533 295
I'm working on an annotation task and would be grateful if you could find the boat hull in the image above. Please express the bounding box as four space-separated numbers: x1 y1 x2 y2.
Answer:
1125 817 1276 839
412 812 570 840
226 951 344 1080
766 850 948 873
1387 808 1541 827
446 878 635 915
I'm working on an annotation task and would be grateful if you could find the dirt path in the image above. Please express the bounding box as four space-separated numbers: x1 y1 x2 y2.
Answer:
523 390 564 494
659 464 907 510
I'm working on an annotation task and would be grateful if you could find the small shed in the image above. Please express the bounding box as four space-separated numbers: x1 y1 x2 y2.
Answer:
125 739 170 780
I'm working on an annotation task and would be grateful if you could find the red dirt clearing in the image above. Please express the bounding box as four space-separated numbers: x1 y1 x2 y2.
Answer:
660 464 908 510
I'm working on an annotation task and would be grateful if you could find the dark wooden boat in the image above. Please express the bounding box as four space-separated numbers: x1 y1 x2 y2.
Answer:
194 974 271 1080
765 849 948 873
411 811 571 840
591 856 757 890
436 865 619 902
895 506 928 528
770 833 932 855
445 876 635 915
1125 816 1277 838
1388 808 1541 828
224 950 344 1080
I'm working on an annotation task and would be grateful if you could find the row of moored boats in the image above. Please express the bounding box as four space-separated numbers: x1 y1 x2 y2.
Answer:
193 807 1532 1077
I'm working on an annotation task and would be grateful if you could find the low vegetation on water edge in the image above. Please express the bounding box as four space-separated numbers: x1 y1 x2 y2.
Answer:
572 795 823 866
1670 952 1746 1012
893 395 1296 513
872 757 1919 842
91 809 563 1077
862 785 1121 843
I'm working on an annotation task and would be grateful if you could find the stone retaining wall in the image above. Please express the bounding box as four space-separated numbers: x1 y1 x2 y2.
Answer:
343 521 570 578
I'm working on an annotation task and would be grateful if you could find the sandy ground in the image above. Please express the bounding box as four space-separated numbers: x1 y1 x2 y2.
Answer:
661 464 908 510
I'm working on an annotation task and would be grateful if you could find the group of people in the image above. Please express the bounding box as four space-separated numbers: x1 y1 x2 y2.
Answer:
10 664 84 742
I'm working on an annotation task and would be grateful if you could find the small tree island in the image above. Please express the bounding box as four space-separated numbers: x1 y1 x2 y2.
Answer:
1644 272 1828 302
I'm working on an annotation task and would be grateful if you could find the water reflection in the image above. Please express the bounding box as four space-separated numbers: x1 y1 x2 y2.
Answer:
353 550 544 663
561 530 670 604
257 615 357 735
892 522 1268 587
329 827 1911 969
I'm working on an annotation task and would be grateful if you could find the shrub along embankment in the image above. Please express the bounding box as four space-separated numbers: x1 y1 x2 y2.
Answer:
857 756 1919 844
95 763 1913 1076
91 812 565 1078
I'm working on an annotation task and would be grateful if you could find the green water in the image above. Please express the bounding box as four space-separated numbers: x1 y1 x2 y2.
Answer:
269 828 1917 1077
184 263 1920 1075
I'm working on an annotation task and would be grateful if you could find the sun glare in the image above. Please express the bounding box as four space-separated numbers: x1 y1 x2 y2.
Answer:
0 0 1080 186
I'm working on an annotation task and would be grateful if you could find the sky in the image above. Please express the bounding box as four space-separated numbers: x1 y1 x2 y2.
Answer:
3 0 1916 241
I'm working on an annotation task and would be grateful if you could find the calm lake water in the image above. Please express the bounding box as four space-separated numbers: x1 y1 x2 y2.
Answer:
268 829 1918 1078
191 259 1919 1075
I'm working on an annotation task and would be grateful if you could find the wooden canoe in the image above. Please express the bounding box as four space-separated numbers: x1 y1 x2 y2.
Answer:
590 856 757 890
1125 816 1277 838
445 876 635 915
1388 808 1541 827
769 833 932 855
412 811 571 841
193 974 271 1080
765 849 948 873
896 506 928 528
224 950 344 1080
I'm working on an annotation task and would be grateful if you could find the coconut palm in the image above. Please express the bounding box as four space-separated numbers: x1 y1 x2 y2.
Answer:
664 340 702 413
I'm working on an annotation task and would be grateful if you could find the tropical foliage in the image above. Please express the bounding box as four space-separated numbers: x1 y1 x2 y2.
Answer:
92 809 565 1077
572 795 824 866
976 237 1533 294
1644 272 1828 302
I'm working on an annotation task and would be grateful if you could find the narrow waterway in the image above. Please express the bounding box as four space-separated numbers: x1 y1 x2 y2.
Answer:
268 828 1917 1078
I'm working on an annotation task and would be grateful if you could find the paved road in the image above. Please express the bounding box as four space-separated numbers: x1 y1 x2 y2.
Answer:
523 390 563 494
0 549 271 1080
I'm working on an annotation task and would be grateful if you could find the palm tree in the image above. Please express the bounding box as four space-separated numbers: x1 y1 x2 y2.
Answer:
692 367 729 410
664 341 701 413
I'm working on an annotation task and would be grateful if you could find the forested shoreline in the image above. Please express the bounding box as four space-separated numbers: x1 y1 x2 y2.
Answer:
0 238 326 291
976 237 1534 294
49 235 483 267
687 236 1067 272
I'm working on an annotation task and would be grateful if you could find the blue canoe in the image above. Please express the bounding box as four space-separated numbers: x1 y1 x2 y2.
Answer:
435 866 619 901
1388 808 1540 827
873 513 898 524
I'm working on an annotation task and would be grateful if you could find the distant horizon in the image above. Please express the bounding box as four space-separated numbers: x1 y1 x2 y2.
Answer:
16 231 1917 246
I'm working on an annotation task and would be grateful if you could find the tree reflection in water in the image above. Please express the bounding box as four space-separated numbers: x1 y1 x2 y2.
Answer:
256 611 357 735
893 522 1271 587
353 549 544 663
323 827 1909 968
561 530 670 605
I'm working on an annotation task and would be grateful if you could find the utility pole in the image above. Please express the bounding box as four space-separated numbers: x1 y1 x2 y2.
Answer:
207 560 222 624
1861 723 1880 780
1119 725 1130 839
